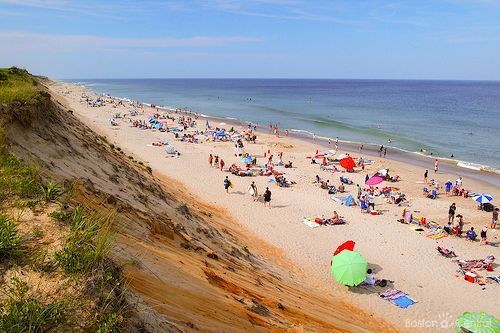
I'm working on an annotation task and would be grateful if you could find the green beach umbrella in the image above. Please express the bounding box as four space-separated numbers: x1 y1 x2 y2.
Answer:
330 250 368 286
455 312 500 333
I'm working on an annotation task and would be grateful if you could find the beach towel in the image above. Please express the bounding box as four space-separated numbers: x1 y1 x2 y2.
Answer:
379 289 417 309
392 296 417 309
331 196 348 203
303 218 321 229
379 289 407 300
488 242 499 247
487 276 500 283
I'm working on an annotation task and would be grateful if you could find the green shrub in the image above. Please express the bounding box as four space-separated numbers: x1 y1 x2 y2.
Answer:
0 277 67 332
96 312 122 333
0 216 23 257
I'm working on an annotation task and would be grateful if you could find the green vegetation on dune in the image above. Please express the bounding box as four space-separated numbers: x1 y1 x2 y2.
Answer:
0 67 41 104
0 126 125 332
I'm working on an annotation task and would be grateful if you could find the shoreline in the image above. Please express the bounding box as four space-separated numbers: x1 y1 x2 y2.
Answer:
74 82 500 187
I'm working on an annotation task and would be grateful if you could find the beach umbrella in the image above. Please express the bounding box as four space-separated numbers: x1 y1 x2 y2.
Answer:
455 312 499 333
333 240 355 256
339 157 356 170
366 176 384 186
241 156 252 163
472 194 493 204
330 250 368 287
164 145 176 154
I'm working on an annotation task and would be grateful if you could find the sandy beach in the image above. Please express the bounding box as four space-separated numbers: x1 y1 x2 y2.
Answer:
52 82 499 332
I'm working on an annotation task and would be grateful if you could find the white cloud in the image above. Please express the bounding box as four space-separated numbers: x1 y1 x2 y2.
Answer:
0 31 259 51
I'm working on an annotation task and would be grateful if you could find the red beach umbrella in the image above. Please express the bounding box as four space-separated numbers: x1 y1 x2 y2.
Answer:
339 157 356 170
365 176 384 186
333 240 356 256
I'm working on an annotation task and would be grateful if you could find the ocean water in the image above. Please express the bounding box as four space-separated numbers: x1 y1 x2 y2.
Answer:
69 79 500 171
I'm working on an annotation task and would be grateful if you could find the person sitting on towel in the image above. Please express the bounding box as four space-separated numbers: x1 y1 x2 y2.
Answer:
467 227 477 241
338 183 345 193
365 269 377 286
330 211 340 224
444 222 453 234
365 269 388 287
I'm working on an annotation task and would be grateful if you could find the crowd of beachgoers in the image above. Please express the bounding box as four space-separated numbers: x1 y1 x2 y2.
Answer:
66 88 499 330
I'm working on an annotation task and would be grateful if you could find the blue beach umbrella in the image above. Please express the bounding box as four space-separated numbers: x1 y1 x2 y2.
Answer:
472 194 493 204
241 156 252 163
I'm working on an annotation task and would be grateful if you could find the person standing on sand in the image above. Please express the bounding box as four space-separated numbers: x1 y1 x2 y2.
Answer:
491 208 498 229
359 144 363 152
424 170 428 184
220 159 225 171
434 159 439 173
248 181 258 201
480 226 488 245
263 187 272 207
379 145 384 157
383 147 387 158
448 203 456 223
208 154 213 166
224 176 232 193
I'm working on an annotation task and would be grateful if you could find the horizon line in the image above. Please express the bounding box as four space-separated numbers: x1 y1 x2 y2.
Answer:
59 77 500 83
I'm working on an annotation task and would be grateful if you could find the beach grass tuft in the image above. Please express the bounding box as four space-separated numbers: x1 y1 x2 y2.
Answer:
0 215 24 257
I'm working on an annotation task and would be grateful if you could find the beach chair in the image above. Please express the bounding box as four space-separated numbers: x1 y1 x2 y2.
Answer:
436 246 457 257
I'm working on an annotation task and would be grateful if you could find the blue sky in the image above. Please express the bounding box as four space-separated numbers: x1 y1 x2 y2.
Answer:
0 0 499 79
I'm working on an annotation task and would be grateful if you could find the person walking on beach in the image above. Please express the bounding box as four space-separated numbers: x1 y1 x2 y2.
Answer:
379 145 384 157
424 170 428 184
263 187 272 207
434 159 439 173
248 181 258 201
208 154 213 167
220 158 225 171
224 176 232 193
383 147 387 158
359 144 363 152
491 208 498 229
448 203 456 223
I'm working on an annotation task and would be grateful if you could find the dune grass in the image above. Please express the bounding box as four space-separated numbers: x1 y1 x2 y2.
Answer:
0 216 24 257
0 129 40 203
0 277 67 332
55 207 114 275
0 67 41 104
